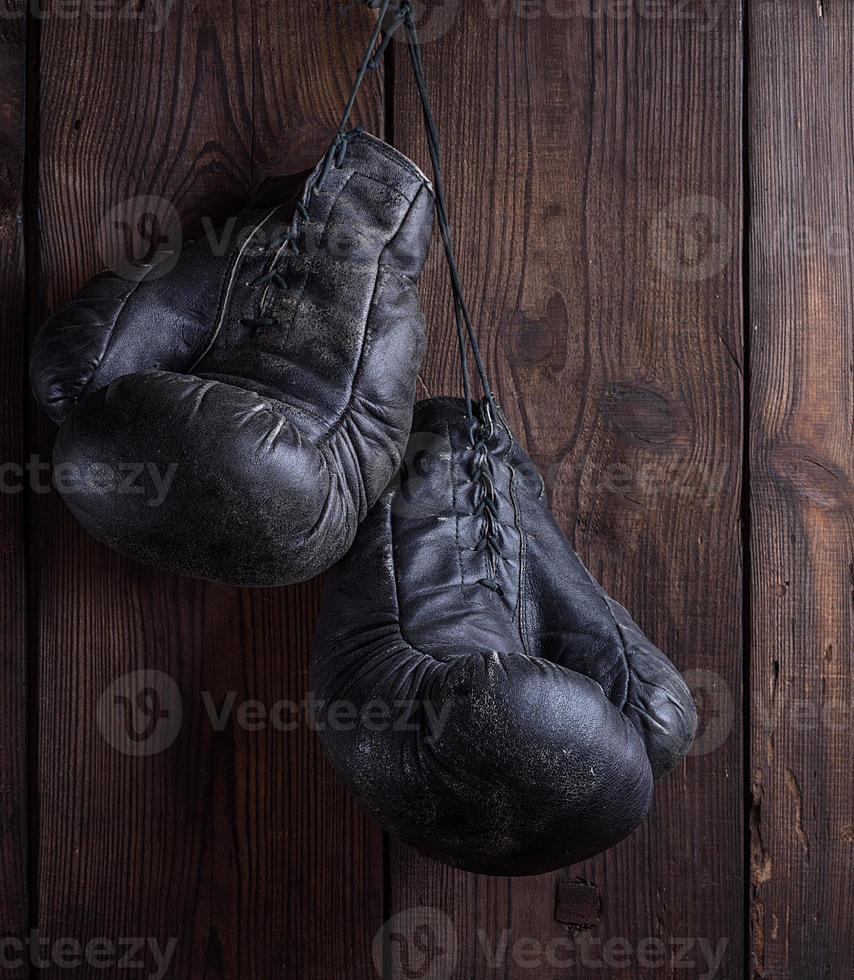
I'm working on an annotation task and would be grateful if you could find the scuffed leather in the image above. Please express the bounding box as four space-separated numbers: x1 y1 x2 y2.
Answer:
30 132 435 586
311 396 697 876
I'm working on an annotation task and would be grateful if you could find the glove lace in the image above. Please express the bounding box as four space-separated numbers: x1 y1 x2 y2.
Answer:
471 399 505 596
397 4 495 420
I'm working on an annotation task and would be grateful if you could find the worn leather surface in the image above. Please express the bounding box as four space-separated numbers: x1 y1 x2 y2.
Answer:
30 132 435 585
311 396 697 875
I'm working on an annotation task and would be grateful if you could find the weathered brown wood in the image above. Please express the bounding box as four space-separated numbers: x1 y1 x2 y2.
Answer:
390 4 744 977
749 2 854 976
0 2 28 976
34 3 383 978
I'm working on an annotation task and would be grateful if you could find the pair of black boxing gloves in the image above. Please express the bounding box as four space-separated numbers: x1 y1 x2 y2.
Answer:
30 6 696 876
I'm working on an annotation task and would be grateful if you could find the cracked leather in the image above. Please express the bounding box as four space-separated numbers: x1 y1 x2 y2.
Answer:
30 132 435 586
311 396 697 875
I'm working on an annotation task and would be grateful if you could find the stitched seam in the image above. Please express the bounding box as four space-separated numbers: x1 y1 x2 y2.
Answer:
75 260 169 404
378 184 428 280
315 185 423 449
387 486 548 669
503 418 532 657
314 265 382 451
317 171 358 249
352 131 434 190
581 568 632 710
389 495 436 661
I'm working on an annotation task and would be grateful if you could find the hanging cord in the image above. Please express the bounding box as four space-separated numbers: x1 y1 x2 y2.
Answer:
399 4 496 418
246 0 497 421
317 0 410 189
241 2 409 331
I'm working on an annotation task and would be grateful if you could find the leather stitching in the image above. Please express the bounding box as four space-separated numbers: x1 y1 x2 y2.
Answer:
502 415 532 657
353 131 433 190
74 258 170 406
315 181 423 447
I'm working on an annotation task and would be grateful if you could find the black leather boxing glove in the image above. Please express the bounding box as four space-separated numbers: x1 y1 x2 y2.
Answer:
30 131 435 585
310 397 697 876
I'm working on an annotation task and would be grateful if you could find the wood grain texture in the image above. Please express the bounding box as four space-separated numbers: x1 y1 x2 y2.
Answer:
34 3 382 978
0 2 28 976
749 2 854 976
391 3 744 977
17 1 854 976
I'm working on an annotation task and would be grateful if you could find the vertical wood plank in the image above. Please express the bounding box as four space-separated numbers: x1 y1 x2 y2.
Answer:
749 2 854 976
0 2 28 975
390 4 744 977
34 3 383 977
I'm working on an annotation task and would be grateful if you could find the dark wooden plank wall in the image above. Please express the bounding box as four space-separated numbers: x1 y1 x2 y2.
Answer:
392 4 744 978
0 1 850 978
0 3 28 978
749 2 854 978
33 3 382 978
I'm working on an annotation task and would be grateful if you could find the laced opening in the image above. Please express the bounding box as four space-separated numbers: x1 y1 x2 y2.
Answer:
245 3 507 592
471 399 504 595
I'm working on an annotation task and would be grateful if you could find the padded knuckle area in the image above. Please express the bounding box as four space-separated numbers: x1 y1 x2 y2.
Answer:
30 271 137 424
312 397 695 875
31 133 434 586
54 371 343 586
316 647 655 876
